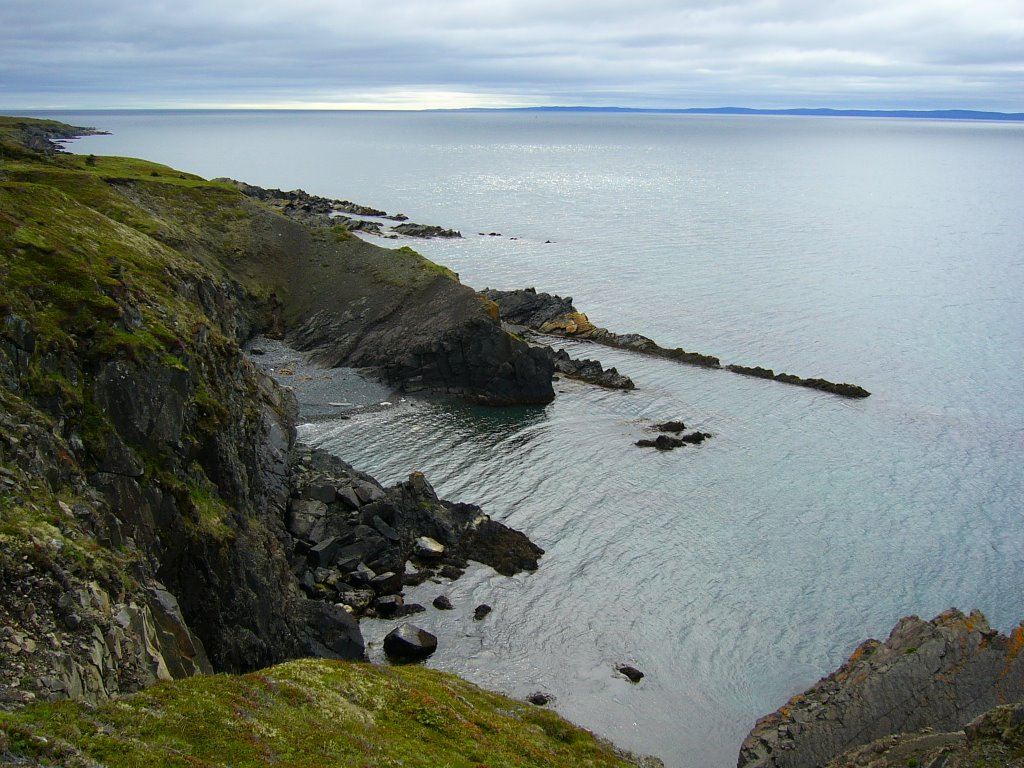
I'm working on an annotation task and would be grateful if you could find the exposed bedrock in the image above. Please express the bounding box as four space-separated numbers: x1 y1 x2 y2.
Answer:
738 609 1024 768
483 287 871 398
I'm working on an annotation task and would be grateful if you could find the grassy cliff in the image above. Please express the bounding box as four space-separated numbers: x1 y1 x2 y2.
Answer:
0 658 645 767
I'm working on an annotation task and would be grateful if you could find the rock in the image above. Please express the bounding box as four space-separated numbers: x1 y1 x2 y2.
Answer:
347 563 376 585
636 435 685 450
383 623 438 662
738 610 1024 768
373 594 404 618
680 431 710 444
439 565 465 580
369 571 403 595
616 664 644 683
432 595 453 610
307 536 342 568
391 222 462 239
726 364 871 399
654 420 686 433
460 518 543 576
527 691 553 706
414 536 445 558
551 349 635 389
474 604 492 621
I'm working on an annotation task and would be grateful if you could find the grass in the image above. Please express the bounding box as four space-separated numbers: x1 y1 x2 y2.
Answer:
0 658 642 768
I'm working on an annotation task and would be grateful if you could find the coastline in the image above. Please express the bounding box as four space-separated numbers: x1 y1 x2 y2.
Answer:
1 116 1021 768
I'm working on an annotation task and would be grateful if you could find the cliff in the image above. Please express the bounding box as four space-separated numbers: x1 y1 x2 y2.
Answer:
0 116 552 706
738 609 1024 768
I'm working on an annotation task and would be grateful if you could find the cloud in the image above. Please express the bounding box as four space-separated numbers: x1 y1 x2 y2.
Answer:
1 0 1021 109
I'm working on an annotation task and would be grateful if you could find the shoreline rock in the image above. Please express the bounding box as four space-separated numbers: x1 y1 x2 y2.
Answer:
738 609 1024 768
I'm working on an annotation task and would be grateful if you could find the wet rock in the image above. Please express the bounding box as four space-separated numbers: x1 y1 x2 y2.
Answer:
616 664 644 683
636 434 685 450
527 692 553 706
654 420 686 433
383 623 438 662
680 431 711 444
392 222 462 239
432 595 453 610
551 349 635 389
474 604 492 621
439 565 465 580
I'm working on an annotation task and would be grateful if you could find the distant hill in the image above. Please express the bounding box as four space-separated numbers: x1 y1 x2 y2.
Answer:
452 106 1024 122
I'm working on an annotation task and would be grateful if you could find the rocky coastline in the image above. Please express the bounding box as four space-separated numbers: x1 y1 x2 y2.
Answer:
1 116 1018 767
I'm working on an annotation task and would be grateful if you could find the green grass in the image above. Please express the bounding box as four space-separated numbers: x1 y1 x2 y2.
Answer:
0 658 642 768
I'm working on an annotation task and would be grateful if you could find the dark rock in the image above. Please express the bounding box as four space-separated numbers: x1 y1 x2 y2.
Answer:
726 364 871 399
371 515 401 542
347 562 376 585
439 564 465 580
304 483 337 503
680 431 710 444
636 434 685 450
461 518 543 576
373 594 404 618
551 349 635 389
395 603 426 618
474 604 492 621
402 569 435 587
383 623 438 662
654 420 686 433
307 536 342 568
335 589 374 613
369 571 403 595
527 692 553 706
616 664 644 683
432 595 453 610
392 222 463 239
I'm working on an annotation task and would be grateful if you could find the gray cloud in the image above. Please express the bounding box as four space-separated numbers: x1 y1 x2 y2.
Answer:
1 0 1021 109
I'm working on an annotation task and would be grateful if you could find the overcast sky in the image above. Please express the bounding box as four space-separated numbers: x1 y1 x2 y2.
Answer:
2 0 1022 111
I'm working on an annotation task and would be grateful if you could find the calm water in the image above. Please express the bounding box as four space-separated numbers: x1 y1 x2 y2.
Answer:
52 110 1024 767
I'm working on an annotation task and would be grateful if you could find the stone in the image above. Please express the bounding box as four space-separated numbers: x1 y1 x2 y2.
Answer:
348 562 376 585
287 498 327 541
304 483 337 503
383 623 438 662
414 535 445 558
307 536 342 568
527 692 553 706
474 604 492 621
636 434 685 450
616 664 644 683
372 515 401 542
432 595 453 610
369 571 403 594
655 420 686 433
374 594 404 618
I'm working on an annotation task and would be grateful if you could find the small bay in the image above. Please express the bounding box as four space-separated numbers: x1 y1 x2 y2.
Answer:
59 110 1024 767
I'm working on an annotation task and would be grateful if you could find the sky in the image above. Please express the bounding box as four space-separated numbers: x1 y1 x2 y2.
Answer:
2 0 1022 111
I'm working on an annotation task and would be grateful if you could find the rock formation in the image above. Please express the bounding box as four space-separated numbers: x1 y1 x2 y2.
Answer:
483 288 871 398
0 117 546 710
738 609 1024 768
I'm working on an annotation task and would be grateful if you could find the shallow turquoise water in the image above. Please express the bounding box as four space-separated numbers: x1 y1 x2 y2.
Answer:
56 110 1024 767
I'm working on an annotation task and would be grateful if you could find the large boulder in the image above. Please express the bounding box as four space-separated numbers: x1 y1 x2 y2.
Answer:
383 623 438 662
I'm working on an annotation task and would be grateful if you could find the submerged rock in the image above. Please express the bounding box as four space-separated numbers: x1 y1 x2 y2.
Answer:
616 665 645 683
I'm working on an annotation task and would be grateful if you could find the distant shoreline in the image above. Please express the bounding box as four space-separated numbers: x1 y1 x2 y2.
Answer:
4 106 1023 122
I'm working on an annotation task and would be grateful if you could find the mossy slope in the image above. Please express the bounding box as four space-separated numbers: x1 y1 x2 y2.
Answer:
0 658 644 768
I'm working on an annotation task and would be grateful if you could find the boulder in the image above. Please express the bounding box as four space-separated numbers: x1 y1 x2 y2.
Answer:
616 664 644 683
636 435 685 450
383 623 438 662
474 604 492 621
414 536 446 558
432 595 453 610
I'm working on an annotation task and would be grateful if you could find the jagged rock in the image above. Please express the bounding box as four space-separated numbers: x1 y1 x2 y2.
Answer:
727 364 871 399
551 349 635 389
383 623 438 662
654 421 685 433
738 610 1024 768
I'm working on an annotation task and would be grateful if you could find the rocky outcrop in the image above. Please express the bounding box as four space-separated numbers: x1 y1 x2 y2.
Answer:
391 222 462 239
284 446 543 617
553 349 635 389
0 119 549 710
738 610 1024 768
484 288 871 398
482 287 721 368
727 365 870 399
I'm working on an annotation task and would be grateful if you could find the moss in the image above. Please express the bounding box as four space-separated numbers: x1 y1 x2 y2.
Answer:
0 658 641 768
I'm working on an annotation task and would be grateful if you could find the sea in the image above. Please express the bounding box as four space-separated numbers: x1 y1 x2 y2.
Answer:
41 109 1024 767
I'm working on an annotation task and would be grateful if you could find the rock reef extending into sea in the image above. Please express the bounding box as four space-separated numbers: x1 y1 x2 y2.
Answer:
482 287 871 398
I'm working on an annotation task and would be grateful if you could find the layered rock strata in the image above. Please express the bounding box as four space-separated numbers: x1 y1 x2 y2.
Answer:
738 610 1024 768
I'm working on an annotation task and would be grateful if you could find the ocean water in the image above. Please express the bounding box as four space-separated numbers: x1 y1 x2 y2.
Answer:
53 110 1024 767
